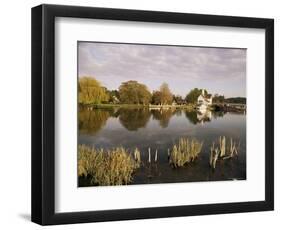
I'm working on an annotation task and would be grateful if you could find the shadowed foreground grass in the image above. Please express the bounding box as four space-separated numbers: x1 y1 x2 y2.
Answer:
78 145 140 186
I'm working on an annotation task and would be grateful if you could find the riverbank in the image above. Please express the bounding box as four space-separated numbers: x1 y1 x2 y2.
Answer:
80 103 196 110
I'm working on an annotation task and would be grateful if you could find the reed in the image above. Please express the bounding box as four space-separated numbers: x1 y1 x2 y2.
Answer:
219 136 226 157
209 136 240 169
78 145 140 186
170 138 203 168
229 138 239 157
148 147 151 163
134 148 141 166
209 142 220 169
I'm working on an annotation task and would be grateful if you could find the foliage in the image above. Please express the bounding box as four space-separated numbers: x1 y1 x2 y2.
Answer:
212 94 225 103
170 138 203 167
78 145 141 186
78 77 109 104
185 88 208 104
151 90 162 105
173 95 185 105
225 97 246 104
107 89 120 103
159 83 173 105
211 95 247 105
209 136 239 169
151 83 173 105
118 80 152 104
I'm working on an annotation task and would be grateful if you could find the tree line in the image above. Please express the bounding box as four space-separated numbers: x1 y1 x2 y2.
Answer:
78 76 245 105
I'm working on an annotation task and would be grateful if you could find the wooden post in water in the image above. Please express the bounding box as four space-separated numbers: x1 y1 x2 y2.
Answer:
167 148 170 160
154 149 158 162
148 147 151 163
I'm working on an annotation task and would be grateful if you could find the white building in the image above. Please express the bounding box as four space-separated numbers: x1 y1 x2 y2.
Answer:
197 90 212 113
197 89 212 106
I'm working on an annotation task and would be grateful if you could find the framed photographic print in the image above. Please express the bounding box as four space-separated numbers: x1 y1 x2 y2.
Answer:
31 4 274 225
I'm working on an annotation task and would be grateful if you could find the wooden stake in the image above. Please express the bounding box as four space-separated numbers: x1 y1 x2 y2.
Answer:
148 147 151 163
154 150 158 162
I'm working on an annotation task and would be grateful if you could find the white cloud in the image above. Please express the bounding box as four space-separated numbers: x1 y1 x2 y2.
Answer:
78 42 246 97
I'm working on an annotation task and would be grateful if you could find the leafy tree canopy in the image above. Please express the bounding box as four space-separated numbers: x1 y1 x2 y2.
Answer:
185 88 208 103
225 97 246 104
173 95 185 105
118 80 152 105
159 83 173 105
212 94 225 103
78 76 109 104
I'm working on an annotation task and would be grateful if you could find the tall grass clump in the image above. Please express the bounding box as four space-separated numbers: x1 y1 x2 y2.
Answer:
170 138 203 168
78 145 141 186
209 136 239 169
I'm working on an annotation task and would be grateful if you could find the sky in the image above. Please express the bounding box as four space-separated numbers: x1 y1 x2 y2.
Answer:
78 42 246 98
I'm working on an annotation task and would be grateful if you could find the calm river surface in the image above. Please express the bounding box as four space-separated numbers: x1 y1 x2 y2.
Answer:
78 107 246 186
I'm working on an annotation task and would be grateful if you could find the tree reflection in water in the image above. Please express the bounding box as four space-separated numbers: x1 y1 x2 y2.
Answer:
185 110 225 125
151 108 177 128
184 111 199 124
78 107 226 134
79 109 111 134
118 108 151 131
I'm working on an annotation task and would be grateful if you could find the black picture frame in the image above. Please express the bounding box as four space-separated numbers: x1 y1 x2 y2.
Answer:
31 4 274 225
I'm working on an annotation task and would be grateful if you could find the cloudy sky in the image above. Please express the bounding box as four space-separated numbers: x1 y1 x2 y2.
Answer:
78 42 246 98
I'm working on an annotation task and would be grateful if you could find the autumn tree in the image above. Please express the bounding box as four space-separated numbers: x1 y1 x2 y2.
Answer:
118 81 151 105
159 83 173 105
78 76 109 104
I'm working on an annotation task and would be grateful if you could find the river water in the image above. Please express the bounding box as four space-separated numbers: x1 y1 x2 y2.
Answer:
78 107 246 186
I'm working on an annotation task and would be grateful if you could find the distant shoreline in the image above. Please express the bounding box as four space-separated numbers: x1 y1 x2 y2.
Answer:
80 103 196 110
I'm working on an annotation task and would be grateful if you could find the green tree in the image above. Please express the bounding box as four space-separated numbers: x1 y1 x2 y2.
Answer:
118 81 151 104
212 94 225 103
185 88 208 104
107 90 120 104
225 97 246 104
78 76 109 104
173 95 185 105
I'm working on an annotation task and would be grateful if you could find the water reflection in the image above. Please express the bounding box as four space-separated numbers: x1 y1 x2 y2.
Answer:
78 107 246 186
151 108 177 128
196 110 212 124
118 108 151 131
79 109 111 134
78 107 227 134
185 110 226 125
